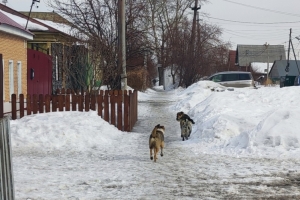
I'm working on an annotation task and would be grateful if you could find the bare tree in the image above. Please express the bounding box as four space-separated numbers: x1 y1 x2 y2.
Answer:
145 0 197 85
47 0 231 90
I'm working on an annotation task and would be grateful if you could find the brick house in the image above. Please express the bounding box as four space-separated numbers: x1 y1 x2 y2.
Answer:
0 4 87 94
0 10 33 113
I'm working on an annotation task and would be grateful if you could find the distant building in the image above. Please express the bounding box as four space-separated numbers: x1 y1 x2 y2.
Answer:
235 45 286 71
269 60 300 81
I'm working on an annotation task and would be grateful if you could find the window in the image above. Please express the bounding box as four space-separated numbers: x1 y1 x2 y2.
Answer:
239 74 251 80
211 74 222 82
17 61 22 96
223 74 239 81
9 60 14 99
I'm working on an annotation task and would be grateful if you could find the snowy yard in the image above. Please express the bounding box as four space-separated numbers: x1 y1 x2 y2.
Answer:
10 81 300 199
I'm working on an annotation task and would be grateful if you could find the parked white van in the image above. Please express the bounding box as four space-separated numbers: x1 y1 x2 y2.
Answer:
208 71 255 88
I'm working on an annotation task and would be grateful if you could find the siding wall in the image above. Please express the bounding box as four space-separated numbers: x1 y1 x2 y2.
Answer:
0 31 27 102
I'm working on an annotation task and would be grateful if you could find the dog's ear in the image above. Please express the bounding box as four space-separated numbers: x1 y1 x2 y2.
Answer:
156 124 160 128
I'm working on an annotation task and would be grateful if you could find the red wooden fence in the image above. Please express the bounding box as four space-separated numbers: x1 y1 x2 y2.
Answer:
11 89 138 132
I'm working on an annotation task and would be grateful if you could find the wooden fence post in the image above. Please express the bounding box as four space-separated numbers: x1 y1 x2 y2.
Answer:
52 96 57 112
117 90 123 131
78 95 83 111
110 91 116 126
129 90 133 131
65 94 70 111
39 94 44 113
45 95 50 113
11 94 16 120
58 95 64 111
90 94 96 111
134 90 138 123
32 94 38 114
124 90 129 131
85 94 90 112
103 90 109 122
19 94 24 118
26 94 31 115
97 91 103 117
72 95 77 111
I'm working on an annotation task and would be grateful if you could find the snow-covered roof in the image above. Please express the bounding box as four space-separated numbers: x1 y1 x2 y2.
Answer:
0 10 33 40
34 18 73 35
251 62 273 74
0 10 48 31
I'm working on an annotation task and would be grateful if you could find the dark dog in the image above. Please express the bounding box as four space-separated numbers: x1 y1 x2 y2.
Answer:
176 112 194 141
149 124 165 162
176 111 195 124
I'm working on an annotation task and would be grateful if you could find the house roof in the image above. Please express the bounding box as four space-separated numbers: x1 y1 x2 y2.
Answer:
21 12 73 26
236 45 286 66
0 10 33 40
0 4 70 36
269 60 300 78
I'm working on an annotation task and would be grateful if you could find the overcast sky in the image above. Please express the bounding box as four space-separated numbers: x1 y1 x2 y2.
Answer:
4 0 300 55
202 0 300 51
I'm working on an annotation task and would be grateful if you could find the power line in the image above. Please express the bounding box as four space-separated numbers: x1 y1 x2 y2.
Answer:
201 15 300 25
222 0 300 18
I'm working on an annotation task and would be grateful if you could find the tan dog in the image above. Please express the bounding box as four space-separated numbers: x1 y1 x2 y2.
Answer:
176 111 195 141
149 124 165 162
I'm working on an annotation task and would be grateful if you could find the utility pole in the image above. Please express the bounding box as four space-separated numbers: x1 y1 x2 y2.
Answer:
190 0 201 54
2 0 7 6
118 0 127 90
25 0 40 30
263 43 269 83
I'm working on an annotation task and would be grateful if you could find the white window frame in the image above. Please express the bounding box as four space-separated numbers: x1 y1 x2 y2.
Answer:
9 60 14 100
2 59 4 100
17 61 22 96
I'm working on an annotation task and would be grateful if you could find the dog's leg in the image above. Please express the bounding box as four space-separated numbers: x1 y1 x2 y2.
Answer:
160 141 164 157
154 148 157 162
188 123 192 137
150 148 153 160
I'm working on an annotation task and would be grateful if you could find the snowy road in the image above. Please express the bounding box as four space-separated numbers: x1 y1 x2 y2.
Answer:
134 89 300 199
12 87 300 199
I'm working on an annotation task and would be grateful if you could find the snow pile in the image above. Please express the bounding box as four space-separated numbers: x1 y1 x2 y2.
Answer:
172 81 300 158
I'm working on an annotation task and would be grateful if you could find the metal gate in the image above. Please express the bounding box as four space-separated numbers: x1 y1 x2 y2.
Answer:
27 49 52 96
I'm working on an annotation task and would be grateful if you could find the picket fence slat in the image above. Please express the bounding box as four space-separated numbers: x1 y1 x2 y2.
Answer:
20 94 24 118
66 94 70 111
10 89 138 132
